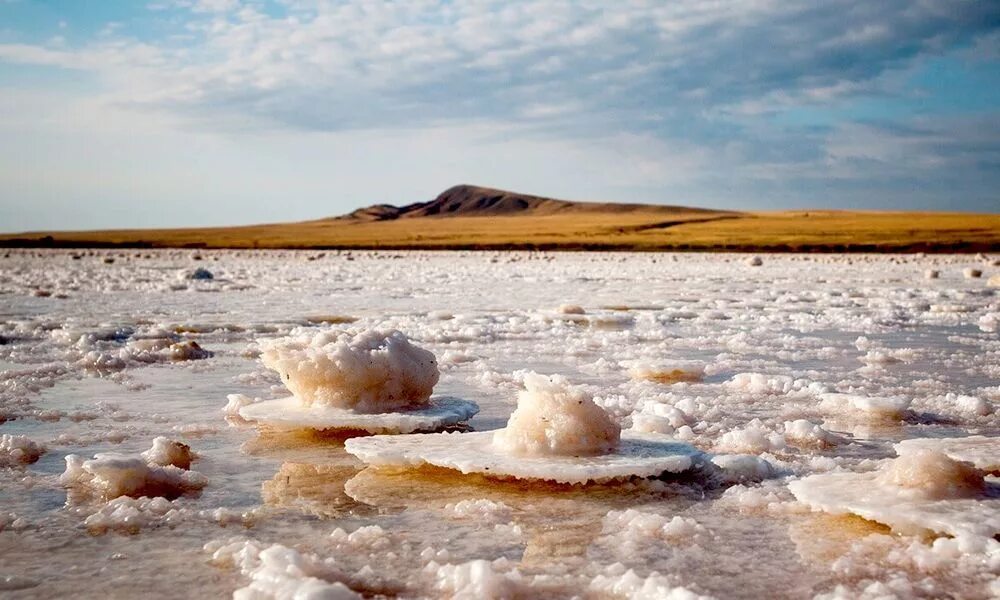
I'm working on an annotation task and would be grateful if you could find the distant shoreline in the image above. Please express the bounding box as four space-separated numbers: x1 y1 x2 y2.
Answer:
2 237 997 253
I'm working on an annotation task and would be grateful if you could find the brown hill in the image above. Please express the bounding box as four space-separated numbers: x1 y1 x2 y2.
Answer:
342 184 725 221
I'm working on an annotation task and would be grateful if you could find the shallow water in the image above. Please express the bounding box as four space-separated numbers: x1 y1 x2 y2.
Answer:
0 249 998 599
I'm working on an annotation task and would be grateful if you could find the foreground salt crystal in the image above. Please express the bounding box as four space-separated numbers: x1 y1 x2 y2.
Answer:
60 437 207 500
241 329 478 433
895 436 999 474
789 448 1000 537
345 373 702 484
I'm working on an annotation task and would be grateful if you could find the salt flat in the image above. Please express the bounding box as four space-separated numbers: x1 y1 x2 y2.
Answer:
0 249 998 599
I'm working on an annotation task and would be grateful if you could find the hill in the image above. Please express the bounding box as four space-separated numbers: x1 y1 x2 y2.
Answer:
2 185 998 252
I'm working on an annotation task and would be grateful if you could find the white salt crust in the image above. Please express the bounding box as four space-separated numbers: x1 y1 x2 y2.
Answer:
259 328 439 412
60 437 207 500
895 436 1000 474
345 430 702 484
789 452 999 538
238 395 479 434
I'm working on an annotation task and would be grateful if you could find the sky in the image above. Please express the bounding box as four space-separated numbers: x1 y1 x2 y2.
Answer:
0 0 998 232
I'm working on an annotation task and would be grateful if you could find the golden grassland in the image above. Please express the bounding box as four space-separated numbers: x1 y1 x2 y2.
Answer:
2 210 999 252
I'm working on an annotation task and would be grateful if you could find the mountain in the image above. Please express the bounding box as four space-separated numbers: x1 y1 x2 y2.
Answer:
342 184 724 221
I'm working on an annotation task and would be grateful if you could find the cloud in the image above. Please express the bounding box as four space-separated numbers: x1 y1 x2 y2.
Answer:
0 0 997 221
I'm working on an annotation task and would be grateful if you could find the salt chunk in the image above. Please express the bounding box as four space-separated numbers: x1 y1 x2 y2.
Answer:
783 419 843 448
790 450 999 537
61 438 206 500
745 256 763 267
963 268 982 279
589 566 712 600
895 436 999 474
140 436 195 469
557 304 586 315
710 454 775 483
492 372 621 457
430 559 515 599
223 393 260 417
260 329 439 412
0 434 45 467
715 419 785 454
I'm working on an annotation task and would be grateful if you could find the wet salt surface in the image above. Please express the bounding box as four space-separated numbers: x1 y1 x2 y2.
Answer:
0 249 998 599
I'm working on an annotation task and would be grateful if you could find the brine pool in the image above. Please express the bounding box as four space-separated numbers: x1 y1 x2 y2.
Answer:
0 249 997 599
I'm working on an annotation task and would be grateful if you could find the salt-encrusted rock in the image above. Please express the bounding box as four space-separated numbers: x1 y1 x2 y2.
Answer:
963 268 982 279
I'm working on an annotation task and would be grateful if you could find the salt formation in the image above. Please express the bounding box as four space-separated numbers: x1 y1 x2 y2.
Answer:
260 329 439 411
179 267 214 280
492 373 621 456
818 392 910 422
745 256 763 266
241 329 478 433
628 361 704 384
346 373 703 484
790 447 999 538
988 274 1000 287
0 434 45 467
61 437 206 500
557 304 586 315
924 269 939 279
963 267 982 278
895 436 999 474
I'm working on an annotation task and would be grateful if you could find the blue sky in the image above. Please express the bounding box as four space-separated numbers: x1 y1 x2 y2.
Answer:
0 0 998 232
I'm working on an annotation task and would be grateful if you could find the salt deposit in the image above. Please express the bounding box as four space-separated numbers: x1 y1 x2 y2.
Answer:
244 328 479 432
0 434 45 467
239 395 480 434
2 249 999 598
492 372 621 457
259 329 440 411
60 437 207 500
789 449 999 537
895 436 1000 474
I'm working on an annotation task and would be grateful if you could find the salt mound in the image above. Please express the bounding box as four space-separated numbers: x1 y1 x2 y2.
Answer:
492 373 620 457
260 329 439 412
877 449 985 499
895 436 999 474
140 436 195 469
963 268 982 279
746 256 763 267
239 395 479 434
988 274 1000 288
61 437 207 500
790 450 999 538
0 434 45 467
557 304 585 315
818 392 910 422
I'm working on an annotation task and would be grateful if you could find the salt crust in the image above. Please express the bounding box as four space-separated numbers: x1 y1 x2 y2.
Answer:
60 437 206 500
345 430 701 484
789 452 999 537
239 395 479 434
0 434 45 467
259 329 439 412
895 436 999 474
207 539 360 599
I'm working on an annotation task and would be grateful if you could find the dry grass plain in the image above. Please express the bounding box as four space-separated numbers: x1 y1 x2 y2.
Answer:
3 209 999 253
